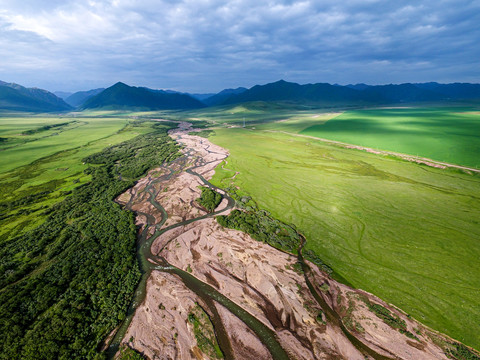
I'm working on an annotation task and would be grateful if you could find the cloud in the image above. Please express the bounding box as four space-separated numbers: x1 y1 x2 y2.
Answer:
0 0 478 92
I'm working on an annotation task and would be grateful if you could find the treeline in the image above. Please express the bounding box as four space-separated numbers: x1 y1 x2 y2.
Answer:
21 122 72 135
196 186 222 212
83 124 179 180
216 209 302 254
216 192 333 274
0 122 180 359
188 129 215 138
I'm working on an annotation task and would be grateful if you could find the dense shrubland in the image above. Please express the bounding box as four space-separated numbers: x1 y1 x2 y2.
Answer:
0 122 180 359
21 121 72 135
188 129 215 138
196 186 222 212
216 208 302 254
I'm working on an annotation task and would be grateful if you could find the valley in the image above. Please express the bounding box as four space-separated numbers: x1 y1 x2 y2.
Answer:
111 122 477 359
2 1 480 357
0 101 479 359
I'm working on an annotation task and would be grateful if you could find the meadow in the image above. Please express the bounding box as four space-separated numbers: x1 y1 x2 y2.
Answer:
299 107 480 168
179 103 480 169
208 126 480 350
0 115 153 243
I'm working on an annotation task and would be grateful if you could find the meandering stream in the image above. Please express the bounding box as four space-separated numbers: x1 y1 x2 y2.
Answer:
106 122 395 360
107 127 290 360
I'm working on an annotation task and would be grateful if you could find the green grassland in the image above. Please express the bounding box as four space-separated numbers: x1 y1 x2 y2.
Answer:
176 101 332 126
0 116 136 173
179 104 480 169
0 115 154 244
299 107 480 168
208 126 480 350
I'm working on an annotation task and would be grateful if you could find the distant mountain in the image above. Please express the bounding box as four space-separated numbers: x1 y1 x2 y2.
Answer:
346 83 371 91
203 87 248 106
0 81 72 112
54 91 73 100
414 82 480 100
81 82 205 110
65 88 105 108
154 89 215 102
221 80 367 106
219 80 480 106
361 83 445 103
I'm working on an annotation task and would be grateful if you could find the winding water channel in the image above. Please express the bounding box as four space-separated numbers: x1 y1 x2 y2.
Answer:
107 127 290 360
106 123 395 360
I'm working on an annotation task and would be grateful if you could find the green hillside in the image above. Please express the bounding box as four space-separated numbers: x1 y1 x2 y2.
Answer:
0 84 72 112
82 82 205 110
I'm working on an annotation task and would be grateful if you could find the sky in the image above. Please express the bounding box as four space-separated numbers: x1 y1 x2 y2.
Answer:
0 0 479 93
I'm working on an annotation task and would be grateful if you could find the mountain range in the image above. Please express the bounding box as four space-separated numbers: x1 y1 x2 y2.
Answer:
64 88 105 107
80 82 205 110
2 79 480 113
219 80 480 106
0 81 72 112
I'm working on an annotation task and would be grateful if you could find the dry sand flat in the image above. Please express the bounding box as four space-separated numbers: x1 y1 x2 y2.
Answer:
123 272 203 360
156 217 366 359
118 123 476 360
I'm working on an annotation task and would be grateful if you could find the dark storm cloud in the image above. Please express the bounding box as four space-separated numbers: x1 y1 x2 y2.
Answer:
0 0 478 92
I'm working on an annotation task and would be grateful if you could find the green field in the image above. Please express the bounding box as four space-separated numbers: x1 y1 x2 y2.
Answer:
299 107 480 168
0 114 181 358
0 114 153 243
208 126 480 350
179 104 480 169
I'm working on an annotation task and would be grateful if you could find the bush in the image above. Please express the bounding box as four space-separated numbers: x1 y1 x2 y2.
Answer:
216 209 302 254
196 187 222 212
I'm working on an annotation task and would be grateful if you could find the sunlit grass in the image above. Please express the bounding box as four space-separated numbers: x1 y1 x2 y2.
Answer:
300 107 480 168
209 126 480 350
0 114 154 241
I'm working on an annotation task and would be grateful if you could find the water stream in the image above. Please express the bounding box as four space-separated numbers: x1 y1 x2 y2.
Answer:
106 128 290 360
106 123 396 360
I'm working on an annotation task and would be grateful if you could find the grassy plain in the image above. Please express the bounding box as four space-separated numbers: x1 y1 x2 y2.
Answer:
208 126 480 350
180 103 480 168
0 114 153 243
300 107 480 168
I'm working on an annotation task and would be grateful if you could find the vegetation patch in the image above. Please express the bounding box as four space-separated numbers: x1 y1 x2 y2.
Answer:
359 296 419 340
21 121 72 135
188 304 224 359
196 186 222 212
217 208 302 254
445 342 480 360
0 121 180 359
430 334 480 360
189 129 215 138
117 345 146 360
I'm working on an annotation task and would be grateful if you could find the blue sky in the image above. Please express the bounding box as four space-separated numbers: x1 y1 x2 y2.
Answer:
0 0 479 92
